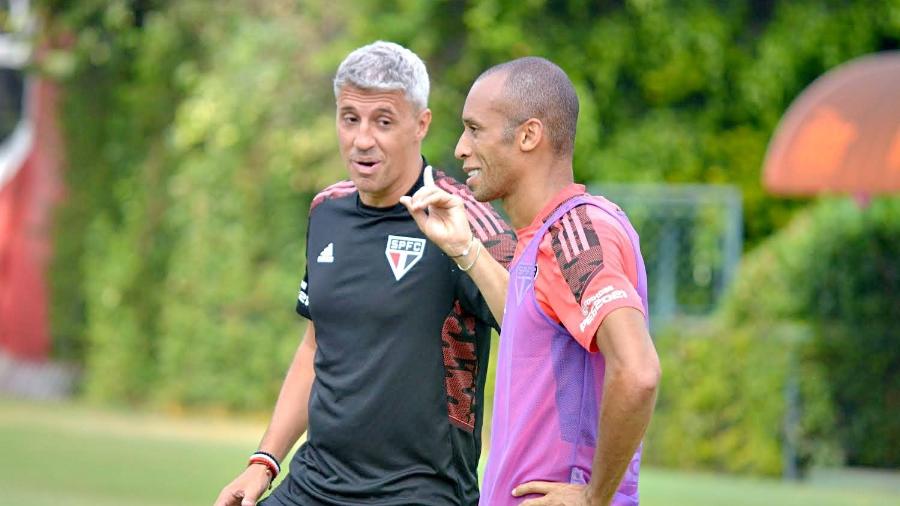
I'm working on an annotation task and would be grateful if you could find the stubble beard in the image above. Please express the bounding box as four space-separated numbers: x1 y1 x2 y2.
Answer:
469 176 504 203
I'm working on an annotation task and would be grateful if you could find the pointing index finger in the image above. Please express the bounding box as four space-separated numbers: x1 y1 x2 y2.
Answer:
424 165 435 187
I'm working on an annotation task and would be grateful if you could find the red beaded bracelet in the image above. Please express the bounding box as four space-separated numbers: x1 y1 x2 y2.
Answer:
248 453 280 489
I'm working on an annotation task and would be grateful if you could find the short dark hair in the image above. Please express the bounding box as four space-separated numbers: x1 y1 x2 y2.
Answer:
477 57 579 156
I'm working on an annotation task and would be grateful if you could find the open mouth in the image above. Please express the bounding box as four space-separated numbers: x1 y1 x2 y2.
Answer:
353 160 381 173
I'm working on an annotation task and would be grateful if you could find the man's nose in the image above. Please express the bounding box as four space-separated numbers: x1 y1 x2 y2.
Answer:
454 133 470 160
354 121 376 151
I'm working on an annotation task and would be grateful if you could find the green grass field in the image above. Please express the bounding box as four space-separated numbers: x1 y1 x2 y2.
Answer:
2 397 898 506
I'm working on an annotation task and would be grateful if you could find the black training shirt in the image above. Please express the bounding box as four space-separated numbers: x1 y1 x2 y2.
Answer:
288 162 516 505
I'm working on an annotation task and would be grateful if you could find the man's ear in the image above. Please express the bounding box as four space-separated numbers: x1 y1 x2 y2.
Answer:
518 118 543 152
416 108 432 141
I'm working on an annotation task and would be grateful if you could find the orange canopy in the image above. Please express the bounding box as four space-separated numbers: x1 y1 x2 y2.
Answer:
763 51 900 196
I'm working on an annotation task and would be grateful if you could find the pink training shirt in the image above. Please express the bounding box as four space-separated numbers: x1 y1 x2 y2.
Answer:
480 184 648 505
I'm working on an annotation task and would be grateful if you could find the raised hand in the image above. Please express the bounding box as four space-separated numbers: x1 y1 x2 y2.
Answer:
399 166 474 257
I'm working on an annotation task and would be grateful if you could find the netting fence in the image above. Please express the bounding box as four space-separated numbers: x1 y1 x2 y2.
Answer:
588 183 743 329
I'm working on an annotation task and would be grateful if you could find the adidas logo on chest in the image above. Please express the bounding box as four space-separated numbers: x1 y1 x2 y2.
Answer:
317 243 334 263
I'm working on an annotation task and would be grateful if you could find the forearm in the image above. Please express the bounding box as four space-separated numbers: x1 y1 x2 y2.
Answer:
256 324 317 461
452 238 508 323
586 366 659 505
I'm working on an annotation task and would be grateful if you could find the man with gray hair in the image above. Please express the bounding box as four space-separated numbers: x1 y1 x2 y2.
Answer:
214 41 515 506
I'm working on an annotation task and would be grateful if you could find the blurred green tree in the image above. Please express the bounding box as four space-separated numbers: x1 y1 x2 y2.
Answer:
650 196 900 473
41 1 900 464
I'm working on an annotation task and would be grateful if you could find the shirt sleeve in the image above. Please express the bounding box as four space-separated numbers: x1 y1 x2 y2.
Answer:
296 213 313 320
295 269 311 319
540 204 645 352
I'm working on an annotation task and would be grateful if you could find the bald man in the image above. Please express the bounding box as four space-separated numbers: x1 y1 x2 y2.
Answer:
402 57 660 506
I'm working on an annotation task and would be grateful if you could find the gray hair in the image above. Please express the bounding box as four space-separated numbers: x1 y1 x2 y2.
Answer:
477 57 579 157
333 41 430 111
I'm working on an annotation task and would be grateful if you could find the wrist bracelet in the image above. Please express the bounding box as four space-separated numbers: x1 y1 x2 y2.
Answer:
448 234 476 258
248 451 281 488
457 240 482 272
249 459 275 490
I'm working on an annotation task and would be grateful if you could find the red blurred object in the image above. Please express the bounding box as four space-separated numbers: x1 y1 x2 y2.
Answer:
763 51 900 196
0 78 63 361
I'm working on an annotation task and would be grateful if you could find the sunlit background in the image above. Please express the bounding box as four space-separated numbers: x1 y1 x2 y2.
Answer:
1 1 899 505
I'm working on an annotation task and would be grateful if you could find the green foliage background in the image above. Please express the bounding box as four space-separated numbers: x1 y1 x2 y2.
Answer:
39 0 900 472
651 197 900 473
646 319 839 476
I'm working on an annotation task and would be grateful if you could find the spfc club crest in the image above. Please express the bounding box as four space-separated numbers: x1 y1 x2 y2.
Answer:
385 235 426 281
514 263 537 305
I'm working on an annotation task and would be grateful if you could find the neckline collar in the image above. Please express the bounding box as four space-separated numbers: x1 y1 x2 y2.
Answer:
516 183 586 235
